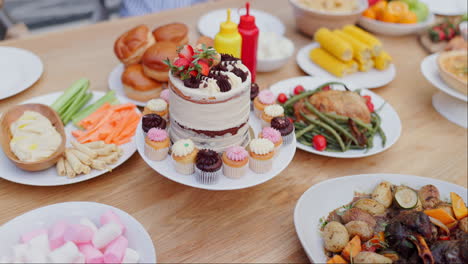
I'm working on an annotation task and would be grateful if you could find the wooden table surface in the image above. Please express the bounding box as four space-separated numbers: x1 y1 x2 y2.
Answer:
0 0 467 262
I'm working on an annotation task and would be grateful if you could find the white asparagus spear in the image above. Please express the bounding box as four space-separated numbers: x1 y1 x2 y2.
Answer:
91 159 108 171
70 149 91 166
64 158 76 178
65 149 86 174
84 141 105 149
56 157 66 176
98 151 119 164
71 141 98 159
95 145 114 156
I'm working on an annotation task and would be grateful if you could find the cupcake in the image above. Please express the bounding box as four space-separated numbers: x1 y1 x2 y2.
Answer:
195 149 222 184
222 146 249 179
144 128 170 161
259 127 283 156
253 90 275 117
160 89 170 104
260 104 284 128
142 114 166 134
171 139 198 175
250 83 259 111
143 98 168 119
271 117 295 145
248 138 275 174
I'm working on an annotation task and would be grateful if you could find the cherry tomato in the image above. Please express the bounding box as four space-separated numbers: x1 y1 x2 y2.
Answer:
287 117 294 124
322 85 331 91
294 85 305 95
277 93 288 104
363 95 372 102
366 101 375 112
312 135 327 151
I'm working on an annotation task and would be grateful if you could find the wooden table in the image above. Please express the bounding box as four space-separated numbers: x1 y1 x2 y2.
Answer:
0 0 467 262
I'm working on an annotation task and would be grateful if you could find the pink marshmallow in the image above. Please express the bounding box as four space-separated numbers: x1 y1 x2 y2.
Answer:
21 229 47 243
103 236 128 264
79 244 104 264
100 210 125 233
64 224 94 244
49 221 68 250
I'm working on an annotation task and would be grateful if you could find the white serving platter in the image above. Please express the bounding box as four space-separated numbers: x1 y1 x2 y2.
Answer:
0 201 156 263
108 64 147 107
420 0 467 16
136 112 296 191
294 173 467 263
269 76 401 158
296 43 396 89
0 91 138 186
0 47 43 100
358 13 435 36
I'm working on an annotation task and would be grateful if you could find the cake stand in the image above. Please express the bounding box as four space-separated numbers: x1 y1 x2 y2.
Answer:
421 53 467 128
136 112 296 191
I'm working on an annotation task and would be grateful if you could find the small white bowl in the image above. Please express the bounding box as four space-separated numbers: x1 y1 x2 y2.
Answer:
256 37 295 72
0 202 157 262
358 12 435 36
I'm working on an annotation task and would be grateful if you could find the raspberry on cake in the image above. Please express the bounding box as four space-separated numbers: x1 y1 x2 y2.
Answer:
164 45 252 152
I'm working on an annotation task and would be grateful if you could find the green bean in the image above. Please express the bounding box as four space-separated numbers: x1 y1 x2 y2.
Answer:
301 114 346 151
304 101 359 145
295 124 315 138
371 113 381 134
298 138 312 146
378 127 386 147
323 113 373 131
283 81 347 109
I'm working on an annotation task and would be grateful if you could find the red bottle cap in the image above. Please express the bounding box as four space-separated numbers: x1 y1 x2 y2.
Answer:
239 2 256 29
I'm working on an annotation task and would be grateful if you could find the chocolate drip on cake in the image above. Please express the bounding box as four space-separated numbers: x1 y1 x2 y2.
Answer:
183 76 202 88
208 70 232 92
250 83 259 101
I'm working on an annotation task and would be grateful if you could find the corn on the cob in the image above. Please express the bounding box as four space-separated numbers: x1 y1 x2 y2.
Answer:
373 51 392 70
356 59 374 72
333 30 372 63
309 48 350 77
345 60 358 74
343 25 382 57
314 28 353 62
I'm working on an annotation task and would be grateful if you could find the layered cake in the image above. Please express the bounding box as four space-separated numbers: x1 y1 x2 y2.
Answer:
166 45 251 152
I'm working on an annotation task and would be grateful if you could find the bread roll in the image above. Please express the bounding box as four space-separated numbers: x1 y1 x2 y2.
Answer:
114 25 155 65
141 41 178 82
121 64 163 101
152 23 188 46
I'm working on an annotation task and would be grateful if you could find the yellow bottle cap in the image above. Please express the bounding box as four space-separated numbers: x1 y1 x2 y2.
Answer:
219 9 238 35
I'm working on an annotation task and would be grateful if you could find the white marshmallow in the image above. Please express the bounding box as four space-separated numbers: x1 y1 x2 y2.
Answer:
48 241 79 263
73 253 85 264
28 233 50 254
25 247 48 263
79 217 98 233
12 244 28 262
92 222 122 249
122 248 140 263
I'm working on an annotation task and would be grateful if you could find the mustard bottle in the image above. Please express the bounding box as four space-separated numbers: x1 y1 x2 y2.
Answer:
214 9 242 58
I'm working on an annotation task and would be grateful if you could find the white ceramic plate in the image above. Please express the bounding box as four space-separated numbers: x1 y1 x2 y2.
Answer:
420 0 467 16
296 43 396 89
294 173 467 263
0 91 138 186
197 8 286 39
358 13 435 36
0 47 43 100
137 112 296 191
0 202 156 263
269 76 401 158
108 64 146 107
420 53 468 102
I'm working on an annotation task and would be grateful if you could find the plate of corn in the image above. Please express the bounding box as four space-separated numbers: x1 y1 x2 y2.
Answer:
296 25 396 89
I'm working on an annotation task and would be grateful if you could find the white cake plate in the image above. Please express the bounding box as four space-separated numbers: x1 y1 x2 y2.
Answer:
136 112 296 191
432 92 467 128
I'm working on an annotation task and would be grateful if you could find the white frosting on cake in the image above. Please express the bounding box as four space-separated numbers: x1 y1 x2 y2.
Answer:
146 99 167 111
249 138 274 155
264 104 284 117
172 139 195 157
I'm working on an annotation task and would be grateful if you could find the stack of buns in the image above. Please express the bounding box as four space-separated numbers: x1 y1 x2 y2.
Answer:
115 23 211 102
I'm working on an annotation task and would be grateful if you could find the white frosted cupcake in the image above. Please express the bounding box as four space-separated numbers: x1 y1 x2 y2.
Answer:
258 127 283 156
143 98 168 119
144 128 170 161
222 146 249 179
249 138 275 174
171 139 198 175
260 104 284 128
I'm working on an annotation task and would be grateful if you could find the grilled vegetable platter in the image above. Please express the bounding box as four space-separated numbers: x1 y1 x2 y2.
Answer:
269 76 401 158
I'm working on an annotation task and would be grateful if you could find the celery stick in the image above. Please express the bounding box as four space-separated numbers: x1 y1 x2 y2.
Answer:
51 78 89 112
63 92 93 124
72 91 117 128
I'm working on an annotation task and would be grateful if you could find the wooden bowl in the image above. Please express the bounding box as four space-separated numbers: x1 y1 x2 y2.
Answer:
0 104 66 171
289 0 368 37
437 50 468 95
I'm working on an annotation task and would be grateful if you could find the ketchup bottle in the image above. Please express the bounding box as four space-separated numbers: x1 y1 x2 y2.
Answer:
238 2 259 82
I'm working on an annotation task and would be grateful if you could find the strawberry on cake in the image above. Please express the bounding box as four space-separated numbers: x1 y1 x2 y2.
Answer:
165 44 252 152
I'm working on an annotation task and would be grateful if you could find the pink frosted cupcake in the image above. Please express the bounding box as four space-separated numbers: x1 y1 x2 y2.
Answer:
259 127 283 156
253 90 275 117
144 128 170 161
160 89 170 104
222 146 249 179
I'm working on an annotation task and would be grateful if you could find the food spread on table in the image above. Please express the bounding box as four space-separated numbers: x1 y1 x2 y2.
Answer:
419 18 468 53
309 25 392 77
363 0 429 24
9 111 62 163
437 50 468 95
0 210 140 263
320 181 468 264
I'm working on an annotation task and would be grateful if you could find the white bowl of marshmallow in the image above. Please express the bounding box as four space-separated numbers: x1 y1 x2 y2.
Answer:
257 32 295 72
0 202 156 263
